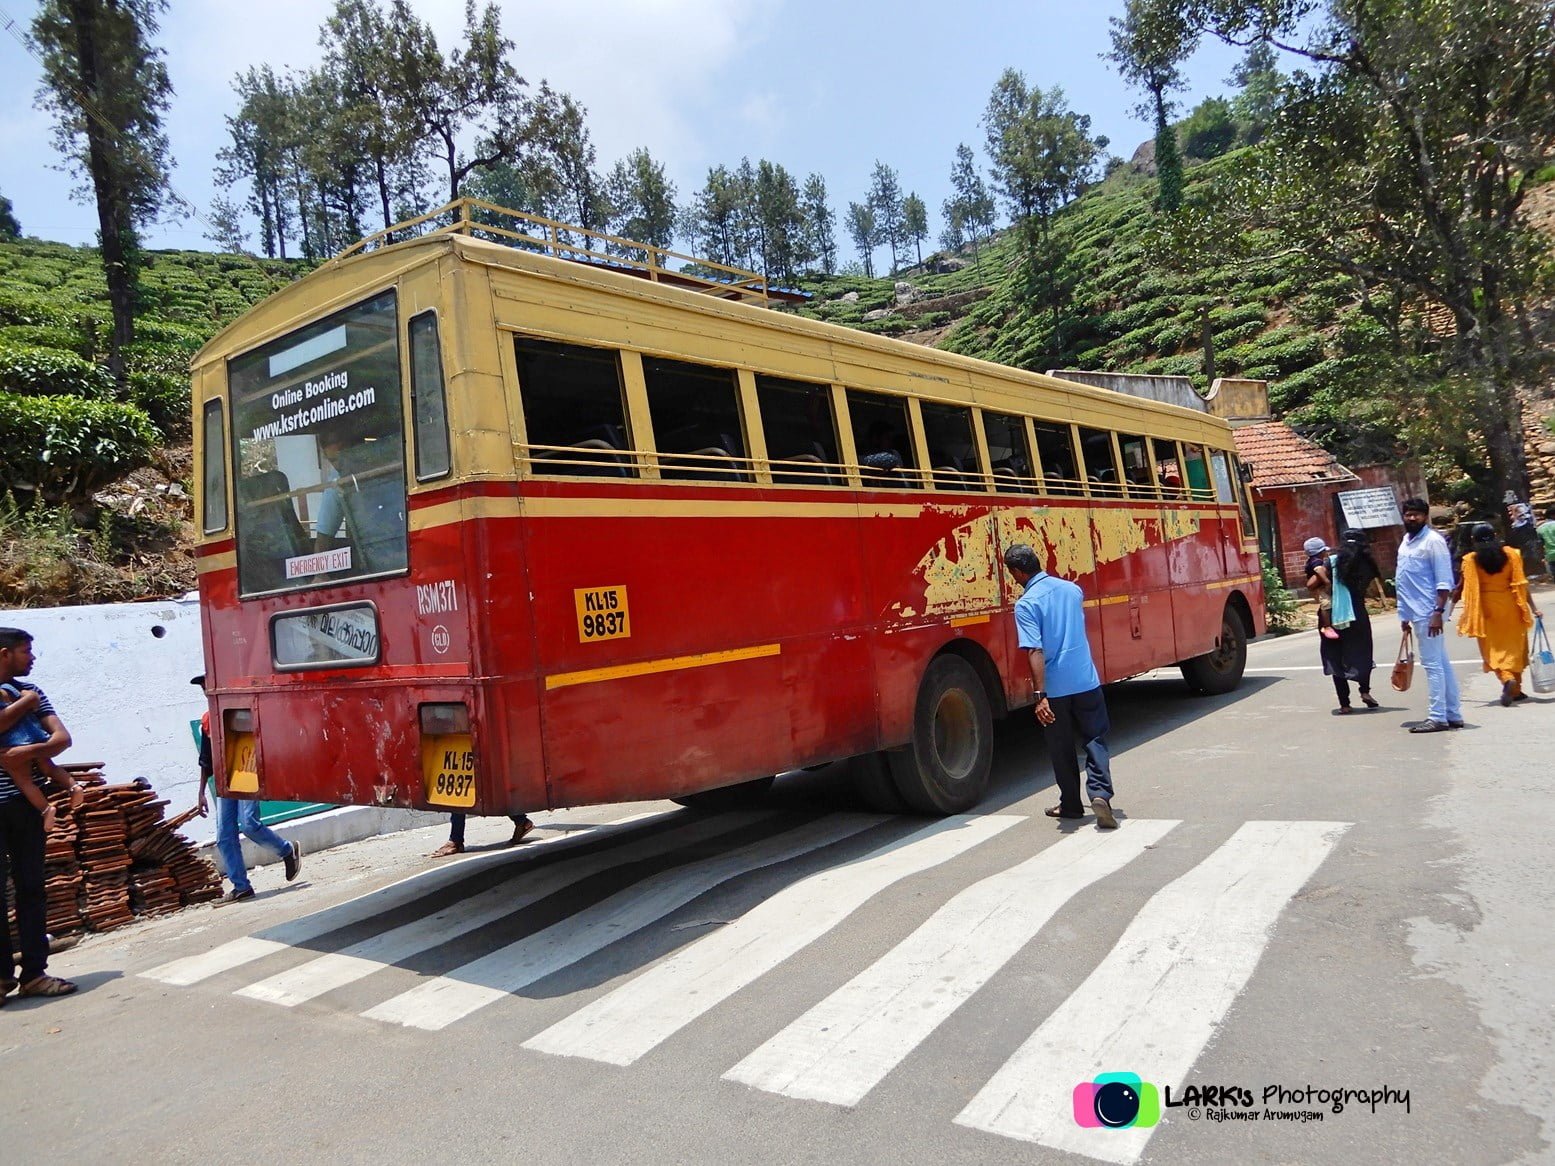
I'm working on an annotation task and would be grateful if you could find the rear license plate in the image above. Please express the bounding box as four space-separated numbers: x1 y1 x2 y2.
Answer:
422 734 477 808
227 734 259 794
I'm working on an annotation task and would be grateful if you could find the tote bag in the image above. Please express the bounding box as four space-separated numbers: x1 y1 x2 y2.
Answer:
1531 617 1555 694
1390 626 1415 692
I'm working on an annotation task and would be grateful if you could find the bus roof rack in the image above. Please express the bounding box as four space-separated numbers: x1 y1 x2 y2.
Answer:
334 198 808 308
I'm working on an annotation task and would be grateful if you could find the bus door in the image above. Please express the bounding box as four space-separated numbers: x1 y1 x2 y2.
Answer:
1080 429 1160 679
1020 421 1104 683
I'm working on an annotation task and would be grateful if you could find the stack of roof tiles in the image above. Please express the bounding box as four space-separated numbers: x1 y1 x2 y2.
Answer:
5 773 223 943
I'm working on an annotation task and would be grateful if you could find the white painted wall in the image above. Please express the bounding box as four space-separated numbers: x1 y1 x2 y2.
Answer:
0 595 216 843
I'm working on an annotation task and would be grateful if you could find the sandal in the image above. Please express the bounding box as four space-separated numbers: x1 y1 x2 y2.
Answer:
1335 706 1351 714
1360 693 1379 709
0 978 16 997
1045 804 1085 819
19 974 77 998
508 818 535 846
431 840 464 858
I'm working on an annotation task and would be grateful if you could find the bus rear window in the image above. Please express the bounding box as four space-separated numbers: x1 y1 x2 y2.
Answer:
227 290 407 596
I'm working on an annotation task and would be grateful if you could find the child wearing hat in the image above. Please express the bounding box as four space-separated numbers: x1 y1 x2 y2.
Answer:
1303 536 1340 640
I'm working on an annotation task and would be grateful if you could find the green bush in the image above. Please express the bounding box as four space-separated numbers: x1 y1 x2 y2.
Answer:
0 285 76 329
0 342 113 398
127 369 191 438
0 391 157 504
0 324 93 358
1261 552 1301 633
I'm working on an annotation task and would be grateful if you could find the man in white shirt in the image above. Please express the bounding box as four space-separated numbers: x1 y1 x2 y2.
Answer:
1394 497 1462 733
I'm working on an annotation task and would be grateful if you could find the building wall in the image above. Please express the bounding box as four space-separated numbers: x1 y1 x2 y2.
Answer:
1261 462 1425 589
0 596 215 843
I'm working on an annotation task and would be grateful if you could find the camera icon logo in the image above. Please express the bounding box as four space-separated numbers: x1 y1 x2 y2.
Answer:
1072 1072 1162 1129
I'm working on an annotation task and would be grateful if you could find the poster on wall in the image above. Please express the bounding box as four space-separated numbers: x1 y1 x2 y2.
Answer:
1337 486 1403 529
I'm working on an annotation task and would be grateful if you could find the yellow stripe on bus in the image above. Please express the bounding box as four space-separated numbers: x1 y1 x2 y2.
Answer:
1206 574 1260 589
950 614 991 627
545 643 782 691
196 551 236 574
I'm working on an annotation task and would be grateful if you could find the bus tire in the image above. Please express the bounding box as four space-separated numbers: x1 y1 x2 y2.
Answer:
671 775 775 811
1179 606 1249 695
851 751 910 814
887 654 993 815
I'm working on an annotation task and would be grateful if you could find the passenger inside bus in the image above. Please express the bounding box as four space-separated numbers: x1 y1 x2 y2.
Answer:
236 469 307 592
312 432 407 574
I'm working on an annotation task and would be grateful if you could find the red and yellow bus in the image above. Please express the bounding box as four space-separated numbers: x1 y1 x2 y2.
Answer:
191 201 1263 818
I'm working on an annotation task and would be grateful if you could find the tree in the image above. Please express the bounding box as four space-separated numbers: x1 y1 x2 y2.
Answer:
868 161 905 274
215 66 299 259
32 0 174 388
753 159 804 284
946 142 995 269
1107 0 1193 211
800 172 836 275
203 195 248 253
604 147 677 258
1226 41 1284 144
902 192 928 269
321 0 424 232
687 164 744 267
392 0 529 203
0 193 19 239
846 201 877 278
530 85 608 246
1160 0 1555 507
938 202 965 254
982 72 1105 250
1181 96 1237 160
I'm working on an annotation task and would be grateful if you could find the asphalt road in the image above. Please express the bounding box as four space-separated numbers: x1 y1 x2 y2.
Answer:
4 608 1549 1166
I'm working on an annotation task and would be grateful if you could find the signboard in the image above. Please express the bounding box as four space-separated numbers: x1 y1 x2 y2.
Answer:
1337 487 1402 530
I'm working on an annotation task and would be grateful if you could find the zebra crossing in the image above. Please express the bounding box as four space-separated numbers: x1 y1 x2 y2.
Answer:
141 809 1350 1164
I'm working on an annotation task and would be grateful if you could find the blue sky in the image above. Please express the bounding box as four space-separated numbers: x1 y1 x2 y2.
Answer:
0 0 1245 263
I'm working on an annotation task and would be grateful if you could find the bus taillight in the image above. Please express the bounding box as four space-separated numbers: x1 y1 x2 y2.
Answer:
224 708 258 794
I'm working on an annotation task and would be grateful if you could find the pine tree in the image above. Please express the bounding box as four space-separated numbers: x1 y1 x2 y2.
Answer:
800 173 836 275
32 0 174 388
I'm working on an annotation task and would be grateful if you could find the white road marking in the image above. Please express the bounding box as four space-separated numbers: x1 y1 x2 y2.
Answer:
954 820 1350 1164
362 813 888 1031
141 936 291 987
723 819 1177 1104
234 813 770 1006
140 810 671 987
524 813 1026 1066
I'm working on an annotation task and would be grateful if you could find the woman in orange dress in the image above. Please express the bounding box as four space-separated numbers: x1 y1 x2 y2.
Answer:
1455 523 1543 705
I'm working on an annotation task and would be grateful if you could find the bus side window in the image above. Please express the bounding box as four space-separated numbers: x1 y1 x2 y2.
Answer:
1151 437 1185 500
642 357 750 482
408 312 450 480
1225 452 1258 537
1078 427 1121 497
846 389 920 488
1032 421 1081 495
202 399 228 533
1181 443 1213 500
982 410 1035 494
920 401 978 490
514 337 635 478
1118 432 1157 499
755 374 841 485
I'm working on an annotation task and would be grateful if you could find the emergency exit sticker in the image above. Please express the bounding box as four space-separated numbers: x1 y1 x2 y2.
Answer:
574 585 630 642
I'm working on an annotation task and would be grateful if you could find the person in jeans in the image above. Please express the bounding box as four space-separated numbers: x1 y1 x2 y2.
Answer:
1003 543 1118 829
432 812 534 857
0 627 82 1000
1395 498 1462 733
193 675 301 902
1537 506 1555 581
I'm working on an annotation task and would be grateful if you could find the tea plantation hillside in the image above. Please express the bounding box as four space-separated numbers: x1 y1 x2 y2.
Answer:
0 239 305 605
793 151 1447 475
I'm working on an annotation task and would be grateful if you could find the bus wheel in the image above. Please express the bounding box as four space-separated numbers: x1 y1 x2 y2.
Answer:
672 775 775 811
888 654 993 815
1180 607 1249 695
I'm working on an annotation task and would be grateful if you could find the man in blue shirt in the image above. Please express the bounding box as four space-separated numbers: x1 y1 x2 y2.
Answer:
1394 497 1462 733
1003 544 1117 829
